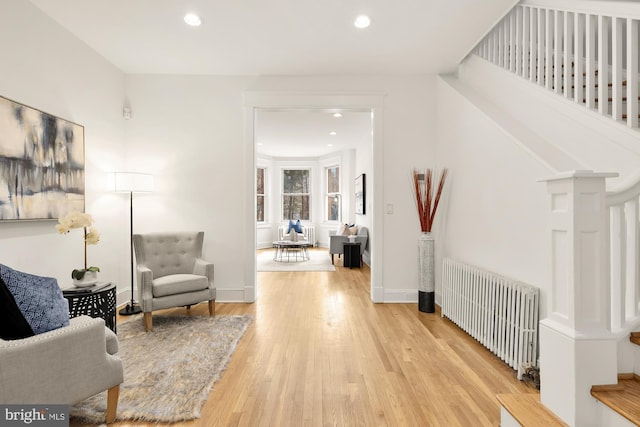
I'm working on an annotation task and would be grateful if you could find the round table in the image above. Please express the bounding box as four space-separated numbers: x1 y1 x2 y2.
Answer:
272 240 312 262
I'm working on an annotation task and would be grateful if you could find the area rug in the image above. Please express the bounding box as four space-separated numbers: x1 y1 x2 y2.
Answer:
70 314 253 423
257 250 336 272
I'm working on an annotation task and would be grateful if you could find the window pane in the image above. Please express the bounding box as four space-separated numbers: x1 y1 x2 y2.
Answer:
283 169 309 193
257 168 264 195
327 196 339 221
327 166 339 193
283 195 310 220
257 195 264 222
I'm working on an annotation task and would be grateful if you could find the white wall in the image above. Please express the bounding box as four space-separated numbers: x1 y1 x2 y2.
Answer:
0 0 129 301
354 127 373 263
435 75 552 318
0 3 438 305
125 75 437 302
459 55 640 191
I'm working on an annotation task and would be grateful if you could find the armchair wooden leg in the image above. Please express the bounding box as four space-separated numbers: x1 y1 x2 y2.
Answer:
144 312 153 332
106 385 119 424
331 254 334 265
208 300 215 316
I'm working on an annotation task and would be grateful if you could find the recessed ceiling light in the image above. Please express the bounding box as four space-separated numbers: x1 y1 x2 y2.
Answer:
333 113 342 118
257 142 263 146
184 13 202 26
328 143 334 147
329 131 337 136
354 15 371 29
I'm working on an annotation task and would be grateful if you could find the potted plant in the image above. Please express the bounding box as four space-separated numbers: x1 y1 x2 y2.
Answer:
56 211 101 287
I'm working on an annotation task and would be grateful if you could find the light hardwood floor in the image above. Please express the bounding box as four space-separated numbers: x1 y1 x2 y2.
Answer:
75 249 536 427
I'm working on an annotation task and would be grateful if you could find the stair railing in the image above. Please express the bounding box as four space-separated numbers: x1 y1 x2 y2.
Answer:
607 180 640 332
473 0 640 129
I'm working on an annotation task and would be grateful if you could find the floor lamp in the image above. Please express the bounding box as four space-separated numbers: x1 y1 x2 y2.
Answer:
110 172 154 316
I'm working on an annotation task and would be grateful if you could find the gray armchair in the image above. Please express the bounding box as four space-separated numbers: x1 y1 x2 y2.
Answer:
0 316 123 424
329 226 368 265
133 231 216 332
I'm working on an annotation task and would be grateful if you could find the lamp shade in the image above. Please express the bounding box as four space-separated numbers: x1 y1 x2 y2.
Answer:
109 172 153 193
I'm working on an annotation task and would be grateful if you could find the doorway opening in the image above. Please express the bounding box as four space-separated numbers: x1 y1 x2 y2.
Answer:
243 93 384 304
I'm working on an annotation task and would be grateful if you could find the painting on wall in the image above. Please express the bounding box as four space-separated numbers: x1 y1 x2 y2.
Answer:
355 173 365 215
0 96 85 220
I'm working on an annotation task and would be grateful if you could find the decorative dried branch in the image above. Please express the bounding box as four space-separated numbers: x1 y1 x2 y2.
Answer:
411 168 448 232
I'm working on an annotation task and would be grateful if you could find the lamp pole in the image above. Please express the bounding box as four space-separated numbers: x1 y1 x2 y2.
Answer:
119 190 141 315
110 172 153 315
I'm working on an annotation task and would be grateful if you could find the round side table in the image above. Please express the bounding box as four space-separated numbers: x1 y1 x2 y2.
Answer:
62 282 117 333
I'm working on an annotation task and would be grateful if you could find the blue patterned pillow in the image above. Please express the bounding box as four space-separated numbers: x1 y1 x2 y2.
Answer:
0 264 69 335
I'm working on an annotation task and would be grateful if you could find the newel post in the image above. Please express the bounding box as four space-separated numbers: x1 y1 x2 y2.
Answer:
539 170 618 427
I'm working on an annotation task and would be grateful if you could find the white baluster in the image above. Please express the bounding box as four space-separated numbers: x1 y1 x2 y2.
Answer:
624 199 639 321
564 11 574 98
627 19 639 128
610 205 624 331
612 17 624 121
598 15 610 115
529 7 537 82
516 6 523 76
504 18 510 68
522 6 530 79
545 9 554 90
554 10 563 93
492 28 499 65
574 13 585 105
510 11 517 72
586 14 597 110
537 8 545 86
498 19 504 68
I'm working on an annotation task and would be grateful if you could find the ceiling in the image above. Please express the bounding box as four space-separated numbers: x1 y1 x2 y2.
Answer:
256 110 372 158
28 0 515 76
27 0 515 156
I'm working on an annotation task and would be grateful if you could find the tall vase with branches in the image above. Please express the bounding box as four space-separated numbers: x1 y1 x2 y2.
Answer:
411 168 448 313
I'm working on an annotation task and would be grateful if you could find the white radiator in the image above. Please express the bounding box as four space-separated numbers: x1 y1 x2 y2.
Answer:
441 258 539 374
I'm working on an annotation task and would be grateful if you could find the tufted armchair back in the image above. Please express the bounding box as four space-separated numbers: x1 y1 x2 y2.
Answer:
133 231 204 279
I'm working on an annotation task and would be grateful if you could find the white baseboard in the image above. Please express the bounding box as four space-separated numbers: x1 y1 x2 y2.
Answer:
383 289 419 303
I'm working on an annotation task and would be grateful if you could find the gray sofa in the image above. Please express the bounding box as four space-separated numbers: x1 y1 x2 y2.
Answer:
328 226 368 265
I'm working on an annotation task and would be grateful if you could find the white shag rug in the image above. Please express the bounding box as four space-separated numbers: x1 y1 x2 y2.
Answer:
70 314 252 423
257 250 336 272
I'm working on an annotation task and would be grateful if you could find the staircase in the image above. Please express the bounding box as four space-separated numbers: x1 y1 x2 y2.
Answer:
472 0 640 130
466 1 640 426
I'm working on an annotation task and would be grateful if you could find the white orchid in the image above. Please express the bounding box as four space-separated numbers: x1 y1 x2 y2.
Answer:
56 211 101 279
55 211 94 234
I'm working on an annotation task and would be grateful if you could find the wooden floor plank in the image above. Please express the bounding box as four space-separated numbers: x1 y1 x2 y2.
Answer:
71 249 535 427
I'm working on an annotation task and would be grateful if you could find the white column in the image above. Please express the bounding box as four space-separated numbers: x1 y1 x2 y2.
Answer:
539 170 618 427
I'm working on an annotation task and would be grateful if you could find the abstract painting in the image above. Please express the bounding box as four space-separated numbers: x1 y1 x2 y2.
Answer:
0 96 84 220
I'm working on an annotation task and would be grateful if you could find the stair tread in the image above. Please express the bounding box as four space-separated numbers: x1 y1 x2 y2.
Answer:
591 377 640 426
497 393 568 426
630 332 640 346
